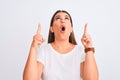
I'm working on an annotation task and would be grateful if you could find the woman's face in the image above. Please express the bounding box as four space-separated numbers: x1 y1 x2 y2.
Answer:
50 12 73 41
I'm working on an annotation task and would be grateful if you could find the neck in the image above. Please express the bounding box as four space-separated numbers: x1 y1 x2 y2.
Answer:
55 41 69 47
51 39 75 54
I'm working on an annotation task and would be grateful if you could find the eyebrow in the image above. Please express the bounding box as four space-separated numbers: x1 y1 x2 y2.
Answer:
55 14 69 18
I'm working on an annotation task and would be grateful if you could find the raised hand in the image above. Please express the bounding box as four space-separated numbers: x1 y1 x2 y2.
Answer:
32 24 45 48
81 23 93 48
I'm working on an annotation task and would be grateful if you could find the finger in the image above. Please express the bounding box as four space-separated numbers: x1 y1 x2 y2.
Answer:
42 38 45 42
37 23 41 34
84 23 88 35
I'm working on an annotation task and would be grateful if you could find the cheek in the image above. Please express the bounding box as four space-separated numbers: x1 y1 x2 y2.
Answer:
52 24 60 32
53 22 60 28
66 22 72 28
67 24 72 32
69 27 72 33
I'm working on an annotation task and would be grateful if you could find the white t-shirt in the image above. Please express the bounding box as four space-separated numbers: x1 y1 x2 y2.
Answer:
37 44 85 80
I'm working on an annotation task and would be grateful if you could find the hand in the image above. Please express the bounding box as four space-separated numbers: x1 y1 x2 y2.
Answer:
81 23 93 48
31 24 45 48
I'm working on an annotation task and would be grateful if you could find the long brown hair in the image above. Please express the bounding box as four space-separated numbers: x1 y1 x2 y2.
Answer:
48 10 77 45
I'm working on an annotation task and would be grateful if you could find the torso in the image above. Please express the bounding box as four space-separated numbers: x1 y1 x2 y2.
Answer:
37 44 85 80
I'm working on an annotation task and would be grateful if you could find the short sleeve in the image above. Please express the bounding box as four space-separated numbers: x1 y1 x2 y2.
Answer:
80 52 85 63
37 46 45 65
79 45 86 63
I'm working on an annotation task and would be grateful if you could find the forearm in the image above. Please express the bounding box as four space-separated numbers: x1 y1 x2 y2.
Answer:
23 46 39 80
83 51 98 80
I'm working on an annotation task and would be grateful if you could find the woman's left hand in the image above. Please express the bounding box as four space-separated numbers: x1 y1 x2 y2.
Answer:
81 24 93 48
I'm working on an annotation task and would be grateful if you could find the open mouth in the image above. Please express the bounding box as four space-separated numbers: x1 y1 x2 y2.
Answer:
61 26 65 31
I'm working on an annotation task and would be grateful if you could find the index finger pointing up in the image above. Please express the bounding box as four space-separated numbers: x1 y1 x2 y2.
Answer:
84 23 88 35
37 23 41 34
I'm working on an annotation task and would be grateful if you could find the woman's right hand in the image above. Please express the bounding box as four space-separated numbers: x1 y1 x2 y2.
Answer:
31 24 45 49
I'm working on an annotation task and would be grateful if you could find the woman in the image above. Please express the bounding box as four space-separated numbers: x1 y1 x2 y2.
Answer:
23 10 98 80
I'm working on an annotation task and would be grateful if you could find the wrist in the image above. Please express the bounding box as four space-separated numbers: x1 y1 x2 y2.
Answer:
31 43 38 50
85 47 95 54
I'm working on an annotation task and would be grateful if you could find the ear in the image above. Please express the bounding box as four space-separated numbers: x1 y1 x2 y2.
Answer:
50 26 54 32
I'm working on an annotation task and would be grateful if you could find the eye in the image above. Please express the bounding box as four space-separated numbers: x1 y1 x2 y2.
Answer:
55 17 61 21
65 17 69 20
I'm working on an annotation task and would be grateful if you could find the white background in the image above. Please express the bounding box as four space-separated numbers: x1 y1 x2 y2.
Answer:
0 0 120 80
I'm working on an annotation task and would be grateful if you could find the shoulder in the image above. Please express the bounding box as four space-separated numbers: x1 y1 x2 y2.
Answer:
75 44 84 51
39 43 50 49
37 43 51 53
74 44 85 56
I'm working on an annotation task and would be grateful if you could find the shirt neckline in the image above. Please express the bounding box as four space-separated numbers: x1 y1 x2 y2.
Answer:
48 43 77 56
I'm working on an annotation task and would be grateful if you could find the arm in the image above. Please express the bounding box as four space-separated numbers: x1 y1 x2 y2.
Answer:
23 46 43 80
81 52 98 80
23 24 45 80
80 24 98 80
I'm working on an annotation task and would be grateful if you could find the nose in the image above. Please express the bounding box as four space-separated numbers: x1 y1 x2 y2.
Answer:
61 18 65 23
